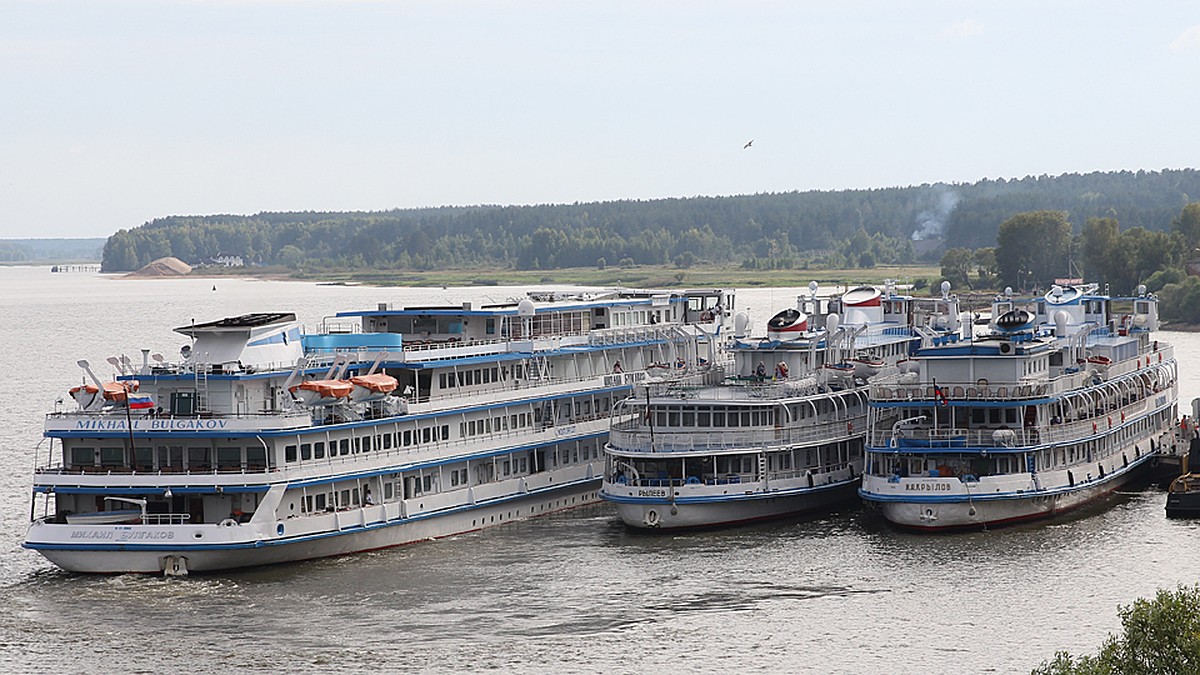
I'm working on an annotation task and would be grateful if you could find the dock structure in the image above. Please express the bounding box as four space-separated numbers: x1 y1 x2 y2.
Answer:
50 265 101 273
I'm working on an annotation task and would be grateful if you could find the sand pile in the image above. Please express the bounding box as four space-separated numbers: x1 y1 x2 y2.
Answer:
126 257 193 277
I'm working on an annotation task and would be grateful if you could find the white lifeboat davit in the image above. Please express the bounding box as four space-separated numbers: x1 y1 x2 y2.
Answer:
290 379 354 406
767 308 809 342
348 373 399 402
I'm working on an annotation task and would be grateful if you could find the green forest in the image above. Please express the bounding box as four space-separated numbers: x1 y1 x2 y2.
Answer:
98 167 1200 321
101 169 1200 275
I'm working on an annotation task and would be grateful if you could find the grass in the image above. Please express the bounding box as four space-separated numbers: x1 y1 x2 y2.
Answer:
271 263 945 289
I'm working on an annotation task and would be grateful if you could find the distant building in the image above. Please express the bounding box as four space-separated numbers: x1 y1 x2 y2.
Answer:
207 253 245 268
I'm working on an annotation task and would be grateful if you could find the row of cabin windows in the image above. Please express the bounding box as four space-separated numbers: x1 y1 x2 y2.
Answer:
650 406 777 428
893 407 1021 427
462 413 532 438
440 367 502 389
297 442 602 513
285 424 452 463
68 444 266 470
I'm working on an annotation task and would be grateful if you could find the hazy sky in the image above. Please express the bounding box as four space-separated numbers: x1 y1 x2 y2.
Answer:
3 1 1198 238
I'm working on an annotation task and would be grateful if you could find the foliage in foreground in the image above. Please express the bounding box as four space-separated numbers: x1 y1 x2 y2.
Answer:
1032 585 1200 675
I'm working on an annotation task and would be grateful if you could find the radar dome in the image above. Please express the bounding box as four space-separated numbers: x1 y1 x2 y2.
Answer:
517 298 536 317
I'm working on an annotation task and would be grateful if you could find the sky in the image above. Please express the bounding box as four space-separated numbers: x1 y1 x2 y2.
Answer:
2 1 1199 239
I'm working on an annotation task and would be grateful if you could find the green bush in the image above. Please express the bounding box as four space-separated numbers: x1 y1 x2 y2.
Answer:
1032 585 1200 674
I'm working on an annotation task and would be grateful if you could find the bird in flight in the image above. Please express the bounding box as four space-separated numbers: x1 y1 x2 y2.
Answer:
743 140 753 149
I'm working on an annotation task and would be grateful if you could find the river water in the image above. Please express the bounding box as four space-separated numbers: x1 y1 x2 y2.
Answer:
2 266 1198 674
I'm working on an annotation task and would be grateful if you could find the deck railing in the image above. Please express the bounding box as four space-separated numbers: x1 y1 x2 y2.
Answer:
609 413 867 454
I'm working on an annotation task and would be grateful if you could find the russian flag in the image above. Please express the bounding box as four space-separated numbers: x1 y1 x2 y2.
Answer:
127 394 155 410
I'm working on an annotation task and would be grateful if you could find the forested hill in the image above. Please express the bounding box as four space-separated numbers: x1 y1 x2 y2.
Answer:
101 169 1200 272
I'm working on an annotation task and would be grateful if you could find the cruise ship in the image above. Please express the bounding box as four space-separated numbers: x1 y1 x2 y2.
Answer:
600 282 962 530
24 288 731 574
859 284 1178 530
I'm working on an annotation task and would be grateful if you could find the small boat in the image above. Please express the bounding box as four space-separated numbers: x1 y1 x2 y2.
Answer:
65 510 144 525
1166 438 1200 518
823 362 855 376
290 379 354 406
69 381 139 408
348 373 399 402
850 356 885 378
766 308 808 342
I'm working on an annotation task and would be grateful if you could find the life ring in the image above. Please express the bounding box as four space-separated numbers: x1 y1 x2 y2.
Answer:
645 509 660 527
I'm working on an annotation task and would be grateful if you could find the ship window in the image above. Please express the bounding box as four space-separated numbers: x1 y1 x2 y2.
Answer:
340 439 350 455
285 445 297 462
247 446 266 470
384 482 394 500
189 447 211 471
303 495 312 513
423 475 433 492
315 493 326 511
352 488 360 506
442 425 449 440
100 446 124 466
314 442 325 459
503 460 511 476
353 438 361 453
383 435 392 450
217 446 241 469
518 457 528 473
363 436 372 452
301 443 312 461
423 428 432 443
451 472 460 487
71 446 95 467
712 410 725 426
440 373 447 389
698 409 711 426
339 489 350 507
682 410 695 426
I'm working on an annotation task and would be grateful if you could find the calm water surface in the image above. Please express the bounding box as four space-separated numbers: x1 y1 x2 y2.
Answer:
2 267 1199 674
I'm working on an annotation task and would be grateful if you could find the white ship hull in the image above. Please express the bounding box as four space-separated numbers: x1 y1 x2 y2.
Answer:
610 480 857 530
868 457 1151 531
27 479 600 574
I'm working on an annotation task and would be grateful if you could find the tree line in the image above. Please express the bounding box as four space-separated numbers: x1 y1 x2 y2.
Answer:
101 169 1200 274
940 203 1200 322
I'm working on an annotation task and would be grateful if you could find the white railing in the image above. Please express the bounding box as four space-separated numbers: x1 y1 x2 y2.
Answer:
609 413 866 454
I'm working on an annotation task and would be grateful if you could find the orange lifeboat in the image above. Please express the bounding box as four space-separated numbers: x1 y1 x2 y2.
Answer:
348 374 399 402
69 380 139 408
290 379 354 406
